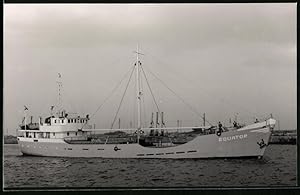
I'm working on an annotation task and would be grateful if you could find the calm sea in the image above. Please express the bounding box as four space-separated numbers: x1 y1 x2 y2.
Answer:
3 144 297 189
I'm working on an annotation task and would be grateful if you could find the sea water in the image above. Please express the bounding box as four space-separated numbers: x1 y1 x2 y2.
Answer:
3 144 297 189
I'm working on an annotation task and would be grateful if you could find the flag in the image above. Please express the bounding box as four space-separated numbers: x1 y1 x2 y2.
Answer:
24 106 28 111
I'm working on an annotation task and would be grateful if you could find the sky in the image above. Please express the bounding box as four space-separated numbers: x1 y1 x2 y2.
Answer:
4 3 297 135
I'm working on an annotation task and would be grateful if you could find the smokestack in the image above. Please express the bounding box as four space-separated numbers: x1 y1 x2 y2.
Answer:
30 116 33 124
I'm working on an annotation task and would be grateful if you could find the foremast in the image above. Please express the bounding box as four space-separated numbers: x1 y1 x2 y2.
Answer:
56 73 63 116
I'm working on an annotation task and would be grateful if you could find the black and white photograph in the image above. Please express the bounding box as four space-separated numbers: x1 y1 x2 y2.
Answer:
3 3 297 190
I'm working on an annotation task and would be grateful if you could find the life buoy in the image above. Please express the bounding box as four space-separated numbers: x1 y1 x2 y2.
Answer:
216 130 222 136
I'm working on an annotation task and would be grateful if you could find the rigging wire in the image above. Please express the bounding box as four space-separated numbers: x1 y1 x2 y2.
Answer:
140 65 161 116
110 64 136 129
133 67 137 128
80 64 135 129
142 65 213 126
143 50 261 121
140 66 147 127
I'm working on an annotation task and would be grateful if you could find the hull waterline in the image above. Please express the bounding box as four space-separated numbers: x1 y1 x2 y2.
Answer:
17 126 272 159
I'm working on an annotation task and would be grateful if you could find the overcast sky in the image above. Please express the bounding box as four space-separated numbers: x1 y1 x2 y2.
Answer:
4 3 297 135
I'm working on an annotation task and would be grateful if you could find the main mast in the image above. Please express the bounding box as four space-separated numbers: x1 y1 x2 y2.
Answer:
135 45 142 142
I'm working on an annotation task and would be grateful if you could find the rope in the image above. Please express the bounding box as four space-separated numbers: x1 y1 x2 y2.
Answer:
143 66 213 126
110 64 135 129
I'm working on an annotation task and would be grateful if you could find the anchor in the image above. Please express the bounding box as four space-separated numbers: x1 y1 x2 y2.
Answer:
257 139 267 149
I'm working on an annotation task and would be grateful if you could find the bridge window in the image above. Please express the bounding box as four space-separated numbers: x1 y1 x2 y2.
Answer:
62 119 64 123
75 132 77 136
67 132 69 136
53 133 55 136
54 120 57 123
68 119 70 123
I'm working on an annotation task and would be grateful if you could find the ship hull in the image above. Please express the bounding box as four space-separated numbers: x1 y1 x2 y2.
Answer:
17 126 271 159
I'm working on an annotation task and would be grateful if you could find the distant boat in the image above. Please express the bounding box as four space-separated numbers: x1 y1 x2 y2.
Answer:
17 46 276 158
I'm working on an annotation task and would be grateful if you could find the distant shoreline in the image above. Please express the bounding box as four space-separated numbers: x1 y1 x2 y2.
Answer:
4 135 18 144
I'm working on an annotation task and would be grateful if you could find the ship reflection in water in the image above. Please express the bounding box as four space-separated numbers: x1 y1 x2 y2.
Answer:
4 144 296 188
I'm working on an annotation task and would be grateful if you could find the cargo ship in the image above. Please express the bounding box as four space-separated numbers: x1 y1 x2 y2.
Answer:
17 46 276 158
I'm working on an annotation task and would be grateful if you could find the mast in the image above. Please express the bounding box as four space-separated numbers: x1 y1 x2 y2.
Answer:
24 106 28 131
161 112 164 128
135 45 142 142
156 112 159 128
24 115 26 131
57 73 63 116
150 112 154 128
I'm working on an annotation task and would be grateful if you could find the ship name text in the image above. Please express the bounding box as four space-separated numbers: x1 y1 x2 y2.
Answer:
218 134 248 142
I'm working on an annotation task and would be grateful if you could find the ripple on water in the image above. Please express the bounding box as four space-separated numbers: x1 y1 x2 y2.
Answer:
3 144 297 188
